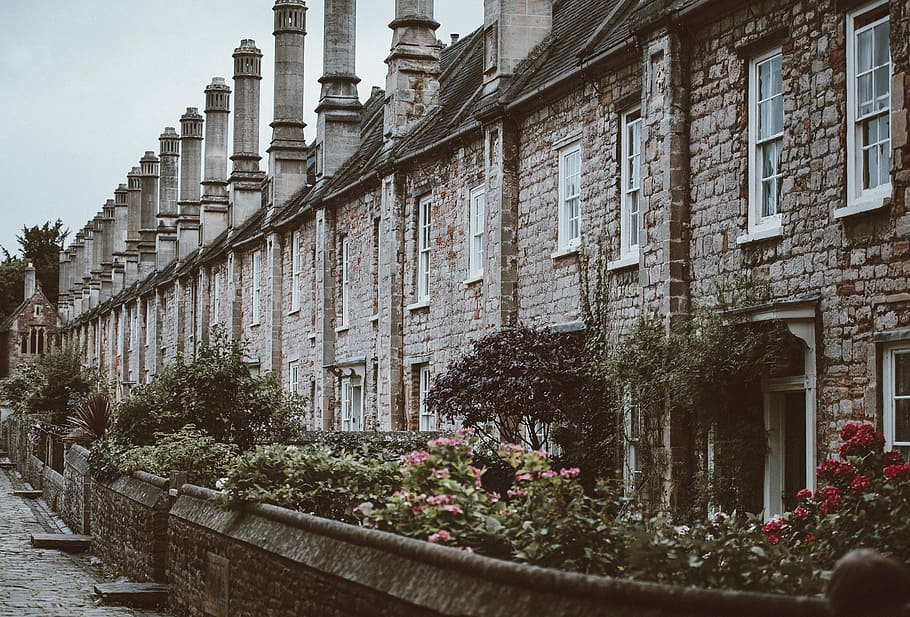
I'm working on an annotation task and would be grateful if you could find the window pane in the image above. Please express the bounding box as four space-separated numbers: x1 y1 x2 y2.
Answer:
858 73 874 117
858 29 873 72
762 138 781 178
874 66 890 109
896 399 910 443
880 140 891 186
770 55 782 95
873 22 889 68
629 193 639 246
897 352 910 396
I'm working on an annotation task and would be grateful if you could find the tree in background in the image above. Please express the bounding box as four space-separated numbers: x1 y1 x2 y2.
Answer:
16 219 68 305
0 257 27 322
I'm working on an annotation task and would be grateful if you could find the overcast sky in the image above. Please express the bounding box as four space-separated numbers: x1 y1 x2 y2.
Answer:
0 0 484 260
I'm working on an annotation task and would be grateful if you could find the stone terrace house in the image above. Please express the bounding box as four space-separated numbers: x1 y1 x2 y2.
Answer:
58 0 910 516
0 263 61 378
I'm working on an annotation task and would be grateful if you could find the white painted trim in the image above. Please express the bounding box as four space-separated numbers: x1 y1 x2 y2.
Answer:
747 47 784 236
607 254 638 271
736 224 783 246
883 342 910 450
557 140 582 252
620 108 642 259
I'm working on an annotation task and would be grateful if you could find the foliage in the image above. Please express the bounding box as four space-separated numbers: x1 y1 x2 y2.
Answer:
219 443 400 524
359 432 626 574
89 425 238 488
0 344 105 423
110 329 305 450
0 256 27 323
297 430 431 463
67 394 112 444
15 219 68 305
425 325 596 451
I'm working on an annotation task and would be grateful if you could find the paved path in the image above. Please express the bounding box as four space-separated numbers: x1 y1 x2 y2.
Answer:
0 468 167 617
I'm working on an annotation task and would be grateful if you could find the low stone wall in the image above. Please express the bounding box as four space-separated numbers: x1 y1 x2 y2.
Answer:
92 471 171 582
41 465 65 512
63 445 91 533
26 453 44 487
167 484 830 617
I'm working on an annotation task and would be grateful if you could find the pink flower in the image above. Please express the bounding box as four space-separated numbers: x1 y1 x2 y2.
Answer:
515 473 533 482
404 450 430 466
850 475 871 494
499 443 525 453
507 488 529 499
442 504 463 515
454 428 475 437
559 467 580 478
428 529 451 543
431 468 450 480
426 494 454 506
428 437 463 448
538 470 557 478
456 546 474 553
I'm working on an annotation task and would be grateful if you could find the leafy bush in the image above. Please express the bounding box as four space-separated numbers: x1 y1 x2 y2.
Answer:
0 345 105 423
219 444 400 523
67 394 112 444
89 425 238 488
111 330 305 450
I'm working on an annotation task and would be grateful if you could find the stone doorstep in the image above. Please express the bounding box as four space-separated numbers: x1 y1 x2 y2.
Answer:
0 458 15 469
12 489 42 498
30 533 92 552
93 583 168 608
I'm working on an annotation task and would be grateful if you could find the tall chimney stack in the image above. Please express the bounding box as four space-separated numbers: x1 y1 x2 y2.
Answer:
138 151 160 277
482 0 554 93
24 262 36 299
101 199 115 300
230 39 266 230
125 167 142 286
268 0 308 215
383 0 442 141
201 78 231 246
112 183 129 294
157 127 180 268
315 0 362 179
178 107 204 260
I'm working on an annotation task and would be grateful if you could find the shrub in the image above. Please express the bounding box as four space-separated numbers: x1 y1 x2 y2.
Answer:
67 394 112 444
111 330 305 449
90 425 238 488
0 345 105 423
219 443 400 523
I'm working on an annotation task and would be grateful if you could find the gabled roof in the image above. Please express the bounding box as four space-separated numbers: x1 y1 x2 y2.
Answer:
0 287 61 333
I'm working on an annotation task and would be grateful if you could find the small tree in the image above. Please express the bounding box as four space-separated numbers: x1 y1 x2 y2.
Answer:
426 326 592 451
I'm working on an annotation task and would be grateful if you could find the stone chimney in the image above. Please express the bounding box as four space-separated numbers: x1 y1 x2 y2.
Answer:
315 0 362 180
112 183 129 294
268 0 308 215
58 251 70 319
125 167 142 286
24 262 36 298
70 233 84 315
157 127 180 269
178 107 204 260
383 0 442 141
101 199 115 300
201 78 231 246
482 0 554 93
230 39 266 230
138 151 160 277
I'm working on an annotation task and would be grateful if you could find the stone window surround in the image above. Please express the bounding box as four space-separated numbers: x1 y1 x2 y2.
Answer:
417 363 433 431
337 234 350 330
409 194 433 310
251 250 262 326
290 230 302 313
211 267 221 326
288 359 300 395
737 46 784 246
838 0 891 219
466 184 485 283
620 107 642 262
555 139 582 257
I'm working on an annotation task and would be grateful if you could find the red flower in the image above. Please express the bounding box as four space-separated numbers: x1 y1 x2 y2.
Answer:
762 518 785 544
804 533 815 543
850 475 870 494
818 485 842 515
817 461 857 484
883 450 905 466
840 423 861 441
792 506 810 521
796 488 813 502
838 424 885 458
883 464 910 483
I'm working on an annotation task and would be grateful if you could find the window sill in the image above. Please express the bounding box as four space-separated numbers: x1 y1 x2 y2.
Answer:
736 224 782 246
834 195 889 220
463 275 483 287
288 308 300 316
335 325 350 334
249 322 260 328
551 245 580 260
607 254 638 271
406 300 430 312
307 332 316 340
369 313 379 323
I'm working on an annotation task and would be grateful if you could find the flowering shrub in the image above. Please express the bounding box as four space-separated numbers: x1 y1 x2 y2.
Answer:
759 423 910 584
359 431 625 574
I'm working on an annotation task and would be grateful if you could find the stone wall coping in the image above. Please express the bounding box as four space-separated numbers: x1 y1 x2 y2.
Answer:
97 473 169 509
177 484 830 617
64 445 90 474
42 465 64 487
131 470 169 489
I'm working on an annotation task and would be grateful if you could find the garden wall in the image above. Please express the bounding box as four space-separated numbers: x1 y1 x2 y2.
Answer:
92 471 171 582
167 484 830 617
63 444 91 534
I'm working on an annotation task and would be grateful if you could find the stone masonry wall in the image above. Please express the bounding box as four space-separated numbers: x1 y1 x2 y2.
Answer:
63 444 92 534
92 472 171 582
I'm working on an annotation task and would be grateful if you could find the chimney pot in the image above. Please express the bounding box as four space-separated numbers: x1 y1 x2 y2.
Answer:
24 262 36 298
451 33 460 44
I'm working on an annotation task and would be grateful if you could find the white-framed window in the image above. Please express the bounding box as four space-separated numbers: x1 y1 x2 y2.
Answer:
116 310 123 356
846 1 891 211
418 364 434 431
558 141 582 251
621 109 642 258
291 230 302 312
288 360 300 395
212 270 221 325
251 250 261 324
468 186 485 279
748 48 784 234
340 375 363 432
884 343 910 459
144 299 153 347
623 390 642 494
339 235 350 327
417 195 431 302
128 305 136 351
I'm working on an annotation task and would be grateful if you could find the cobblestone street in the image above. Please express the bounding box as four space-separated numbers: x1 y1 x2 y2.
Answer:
0 468 166 617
